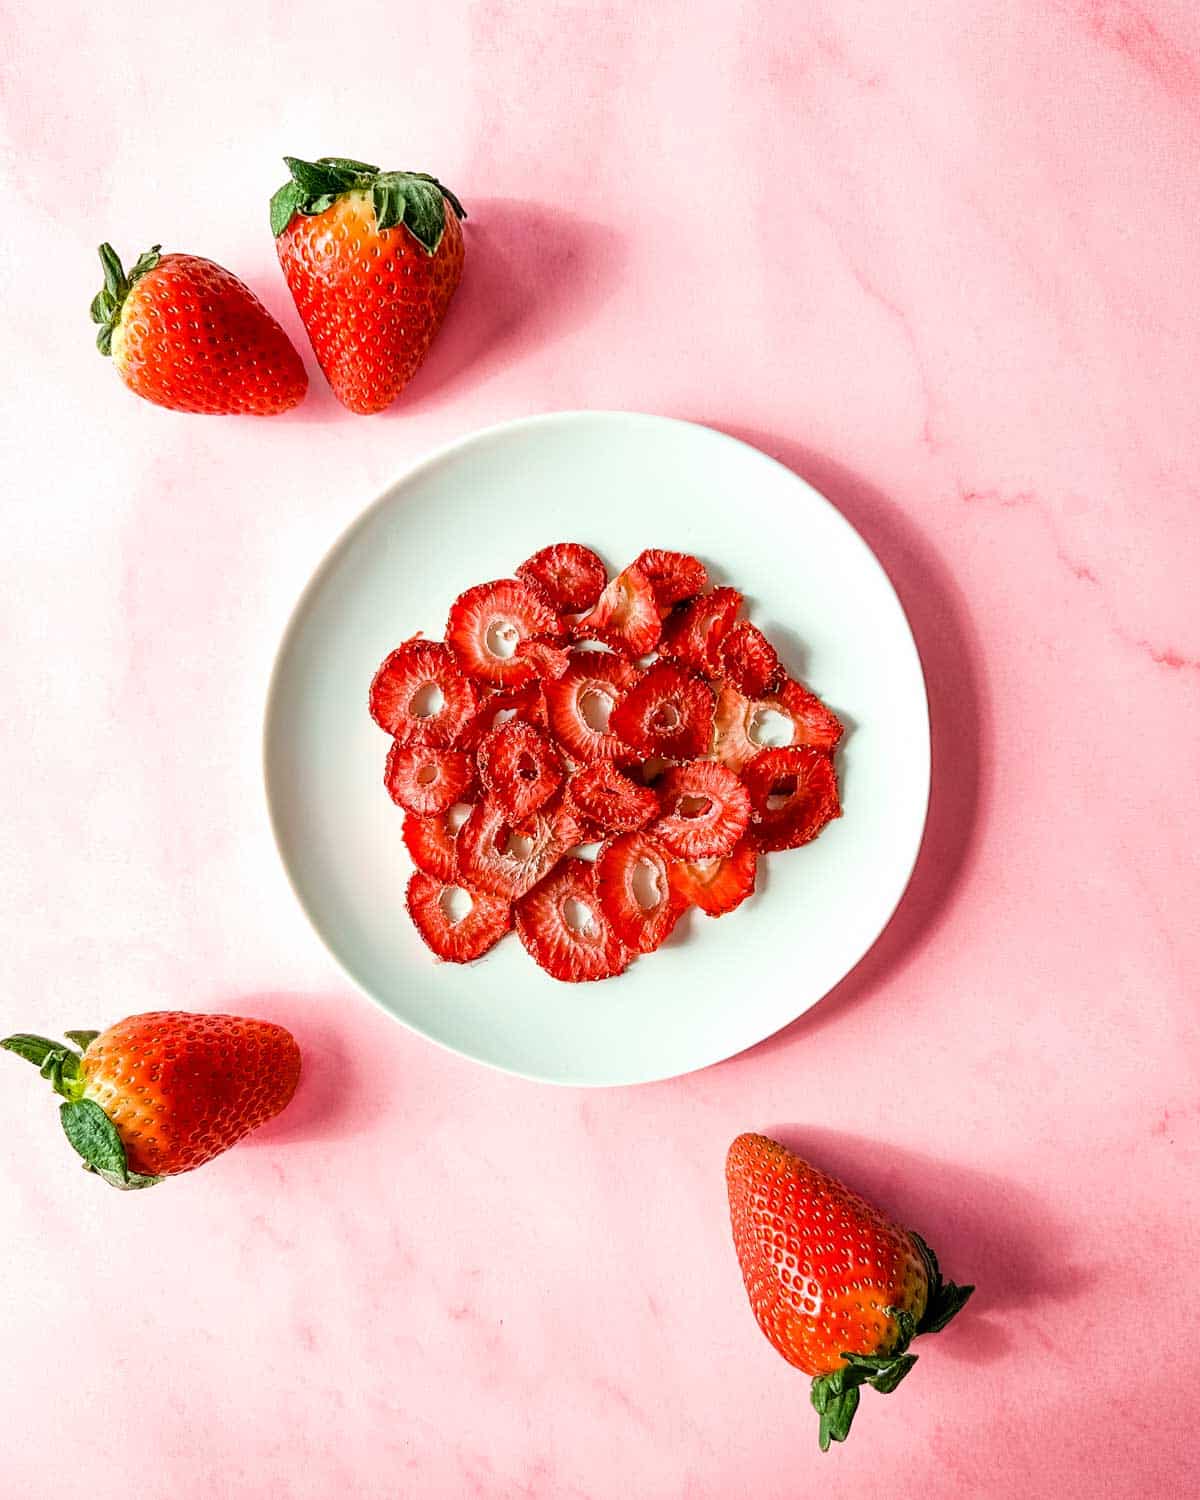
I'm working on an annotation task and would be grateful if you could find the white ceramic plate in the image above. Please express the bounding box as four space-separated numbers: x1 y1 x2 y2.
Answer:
264 412 929 1086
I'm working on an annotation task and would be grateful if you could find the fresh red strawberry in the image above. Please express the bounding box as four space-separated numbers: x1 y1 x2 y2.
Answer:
574 563 661 656
447 579 563 687
455 796 581 901
406 871 511 962
595 831 687 953
402 802 474 881
659 587 743 675
272 156 465 414
478 719 564 823
652 759 751 858
91 244 306 415
384 743 475 815
609 661 715 759
633 549 709 611
742 747 841 851
713 678 844 772
370 639 479 746
515 860 630 982
517 543 607 613
726 1133 973 1449
2 1015 300 1188
719 621 781 697
544 651 640 763
668 839 757 916
566 762 659 834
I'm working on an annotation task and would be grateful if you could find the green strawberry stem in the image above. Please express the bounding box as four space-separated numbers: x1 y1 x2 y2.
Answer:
809 1232 974 1451
270 155 466 251
1 1031 163 1190
90 243 162 357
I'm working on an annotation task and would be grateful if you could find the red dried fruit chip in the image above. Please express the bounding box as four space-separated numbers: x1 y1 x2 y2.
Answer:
718 620 780 698
446 578 563 686
742 746 842 851
514 637 572 680
401 803 474 882
406 872 512 962
713 678 843 772
776 678 844 752
634 549 709 611
544 651 641 764
595 831 687 954
369 639 479 746
609 661 715 760
384 743 476 816
478 719 564 823
516 543 608 613
566 762 659 834
455 796 580 901
574 563 661 657
515 860 631 982
659 587 743 677
668 838 757 916
652 759 751 858
458 681 547 749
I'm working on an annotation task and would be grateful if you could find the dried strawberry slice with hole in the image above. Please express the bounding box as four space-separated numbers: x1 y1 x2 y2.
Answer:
544 651 640 764
385 744 476 816
713 678 843 771
517 543 608 613
458 682 547 749
595 831 687 954
659 587 743 676
402 802 475 881
370 639 479 746
514 637 572 680
652 759 751 858
609 661 715 760
718 621 781 697
406 872 512 962
478 719 564 823
566 762 659 834
446 578 563 686
455 795 581 901
573 563 661 657
742 746 842 851
668 838 757 916
634 549 709 612
515 860 631 982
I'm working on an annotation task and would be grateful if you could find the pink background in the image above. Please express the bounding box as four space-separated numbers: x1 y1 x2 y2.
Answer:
3 2 1199 1495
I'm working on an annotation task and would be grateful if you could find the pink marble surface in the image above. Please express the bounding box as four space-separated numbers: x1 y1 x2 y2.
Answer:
3 2 1200 1495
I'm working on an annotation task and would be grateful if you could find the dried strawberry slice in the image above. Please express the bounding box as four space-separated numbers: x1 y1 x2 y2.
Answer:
458 682 547 749
369 639 479 746
401 802 474 881
573 563 661 657
455 795 581 901
634 549 708 612
652 759 751 858
478 719 564 823
609 661 714 760
718 621 781 697
406 872 512 962
517 543 608 613
514 637 572 680
668 838 757 916
385 743 476 816
446 578 563 686
515 860 631 982
659 587 743 676
742 746 841 851
566 762 659 834
713 678 843 772
595 831 687 954
544 651 640 764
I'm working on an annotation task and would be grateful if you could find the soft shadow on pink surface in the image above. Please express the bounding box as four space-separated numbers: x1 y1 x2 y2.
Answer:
705 426 988 1052
762 1126 1092 1366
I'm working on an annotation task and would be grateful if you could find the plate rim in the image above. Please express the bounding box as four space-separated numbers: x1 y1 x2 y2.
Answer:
262 409 931 1087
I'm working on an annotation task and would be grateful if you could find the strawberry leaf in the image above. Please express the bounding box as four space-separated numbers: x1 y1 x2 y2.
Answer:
272 154 466 250
63 1030 99 1049
60 1099 126 1179
89 244 161 360
317 156 379 173
2 1033 68 1068
270 181 305 237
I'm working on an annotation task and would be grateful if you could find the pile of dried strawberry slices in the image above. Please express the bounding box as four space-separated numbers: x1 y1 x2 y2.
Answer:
369 545 845 983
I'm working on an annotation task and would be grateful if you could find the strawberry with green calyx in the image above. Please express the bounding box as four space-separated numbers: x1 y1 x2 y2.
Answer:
271 155 466 414
90 243 307 414
2 1013 301 1190
726 1133 973 1451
